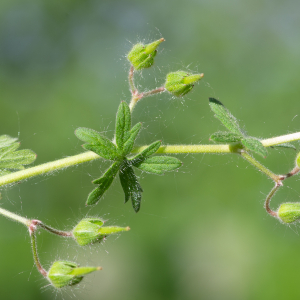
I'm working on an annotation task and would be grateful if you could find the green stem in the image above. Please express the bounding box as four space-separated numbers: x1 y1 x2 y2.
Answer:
0 151 99 187
262 132 300 147
240 151 280 182
0 132 299 187
0 207 30 226
133 144 239 154
30 231 47 277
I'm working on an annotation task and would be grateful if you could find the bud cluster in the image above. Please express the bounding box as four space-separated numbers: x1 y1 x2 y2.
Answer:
127 38 204 98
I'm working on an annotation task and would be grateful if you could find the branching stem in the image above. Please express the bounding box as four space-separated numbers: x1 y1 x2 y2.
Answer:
0 133 299 187
0 207 30 226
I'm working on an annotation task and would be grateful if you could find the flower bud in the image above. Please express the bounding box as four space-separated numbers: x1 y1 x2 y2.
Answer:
165 71 204 97
127 38 164 70
47 260 101 288
72 218 130 246
277 202 300 223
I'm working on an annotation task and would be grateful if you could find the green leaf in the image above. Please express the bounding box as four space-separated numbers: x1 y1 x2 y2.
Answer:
115 102 132 150
130 140 161 165
210 131 242 143
86 162 121 205
209 98 243 135
75 128 104 144
122 123 142 155
241 137 267 158
270 143 296 150
0 135 18 148
133 156 182 175
75 127 119 160
0 143 20 159
83 143 119 161
0 136 36 174
119 160 143 212
92 161 121 184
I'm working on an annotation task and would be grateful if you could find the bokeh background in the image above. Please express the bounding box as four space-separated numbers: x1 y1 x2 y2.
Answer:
1 0 300 299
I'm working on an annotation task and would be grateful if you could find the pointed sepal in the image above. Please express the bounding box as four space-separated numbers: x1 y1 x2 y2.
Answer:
127 38 164 70
47 261 101 288
72 217 130 246
165 71 203 97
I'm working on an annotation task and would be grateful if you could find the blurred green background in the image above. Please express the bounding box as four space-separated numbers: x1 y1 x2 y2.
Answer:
1 0 300 299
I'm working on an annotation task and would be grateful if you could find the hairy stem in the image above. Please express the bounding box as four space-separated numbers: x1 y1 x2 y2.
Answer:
262 132 300 147
0 207 30 226
265 183 281 218
128 65 137 94
37 222 73 237
30 231 47 277
240 151 281 182
0 132 299 187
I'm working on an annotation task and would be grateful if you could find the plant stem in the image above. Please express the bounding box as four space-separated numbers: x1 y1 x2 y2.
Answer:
37 222 73 237
129 87 166 112
240 151 281 182
0 206 30 226
133 144 239 154
128 65 137 94
262 132 300 147
264 183 280 218
0 132 299 187
0 151 99 187
30 231 47 277
141 86 165 98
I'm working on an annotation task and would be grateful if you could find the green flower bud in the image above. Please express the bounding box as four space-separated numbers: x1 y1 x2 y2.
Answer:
127 38 164 70
165 71 204 97
48 261 101 288
72 218 130 246
277 202 300 223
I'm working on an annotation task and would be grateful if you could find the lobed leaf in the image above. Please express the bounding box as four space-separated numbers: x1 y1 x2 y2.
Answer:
119 160 143 212
115 102 132 150
241 137 267 158
0 136 36 174
76 127 119 160
122 123 142 156
75 128 104 144
209 98 243 135
0 135 18 148
86 162 121 205
133 156 182 175
210 131 242 143
130 140 161 165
